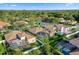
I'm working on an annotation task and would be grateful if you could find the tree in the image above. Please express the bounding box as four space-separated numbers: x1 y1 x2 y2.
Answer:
73 13 79 22
50 33 67 48
35 19 44 28
52 18 60 24
14 48 22 55
7 48 22 55
31 49 41 55
42 37 52 55
64 13 74 20
51 12 64 18
0 43 6 55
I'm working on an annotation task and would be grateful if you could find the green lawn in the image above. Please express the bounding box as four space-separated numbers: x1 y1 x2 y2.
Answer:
23 40 41 51
0 34 3 41
53 48 64 55
0 37 2 41
0 43 6 55
64 24 73 27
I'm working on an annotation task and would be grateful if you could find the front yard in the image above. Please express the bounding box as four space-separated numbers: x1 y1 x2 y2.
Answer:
23 39 42 51
0 43 7 55
0 36 2 41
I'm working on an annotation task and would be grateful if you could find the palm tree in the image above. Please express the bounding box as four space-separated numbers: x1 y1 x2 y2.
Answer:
35 20 44 28
50 33 67 48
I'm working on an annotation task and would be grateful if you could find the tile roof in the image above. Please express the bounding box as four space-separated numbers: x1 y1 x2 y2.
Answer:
0 21 10 27
57 41 76 50
5 31 35 41
44 23 54 30
5 31 22 41
69 38 79 48
70 48 79 55
15 21 28 25
28 27 44 34
28 23 55 37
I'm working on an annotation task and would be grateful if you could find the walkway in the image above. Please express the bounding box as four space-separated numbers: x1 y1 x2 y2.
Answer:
0 40 5 44
66 31 79 37
23 39 44 54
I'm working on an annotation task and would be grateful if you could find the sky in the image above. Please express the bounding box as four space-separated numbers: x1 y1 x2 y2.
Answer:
0 3 79 10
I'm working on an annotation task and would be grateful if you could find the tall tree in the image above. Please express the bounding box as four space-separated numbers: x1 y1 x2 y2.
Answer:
42 37 52 55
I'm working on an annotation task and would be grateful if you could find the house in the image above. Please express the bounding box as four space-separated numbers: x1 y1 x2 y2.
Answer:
28 27 44 34
0 21 10 29
69 38 79 48
60 19 71 24
43 23 56 37
71 21 77 25
55 24 64 31
60 18 77 25
59 18 64 20
37 32 48 38
69 48 79 55
55 24 71 34
28 23 55 37
56 41 77 55
25 18 30 22
69 38 79 55
14 21 28 26
5 30 36 49
42 18 52 23
76 24 79 28
61 27 71 34
28 27 49 38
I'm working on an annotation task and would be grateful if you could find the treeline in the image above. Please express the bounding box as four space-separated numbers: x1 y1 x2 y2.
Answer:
0 10 79 23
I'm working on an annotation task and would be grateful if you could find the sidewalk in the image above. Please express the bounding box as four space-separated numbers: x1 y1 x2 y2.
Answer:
23 39 44 54
66 31 79 38
0 40 5 44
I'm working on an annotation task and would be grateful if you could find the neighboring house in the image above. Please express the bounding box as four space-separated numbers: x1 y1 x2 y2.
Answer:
76 24 79 28
28 27 44 34
55 24 64 31
61 27 71 34
4 30 36 49
69 48 79 55
42 18 52 23
43 23 56 37
69 38 79 48
60 19 71 24
59 18 64 20
37 32 48 38
69 38 79 55
14 21 28 26
25 18 30 22
60 18 77 25
56 40 78 55
55 24 71 34
71 21 77 25
28 27 49 38
0 21 11 29
28 23 55 37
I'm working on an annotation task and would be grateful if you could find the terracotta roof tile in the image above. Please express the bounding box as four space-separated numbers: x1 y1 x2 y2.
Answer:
5 31 36 41
69 38 79 46
70 48 79 55
0 21 9 27
28 27 44 34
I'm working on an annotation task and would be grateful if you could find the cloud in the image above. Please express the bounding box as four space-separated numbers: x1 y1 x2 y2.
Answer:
64 3 73 7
